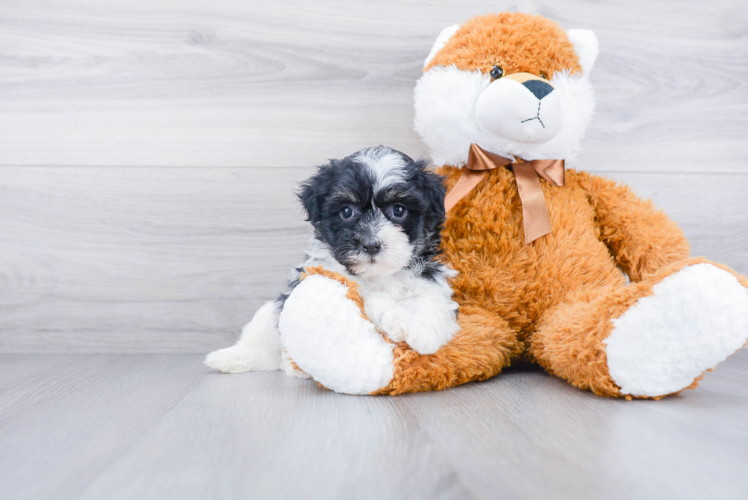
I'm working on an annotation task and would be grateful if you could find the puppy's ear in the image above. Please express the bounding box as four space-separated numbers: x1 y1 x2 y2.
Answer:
414 158 446 231
298 161 338 225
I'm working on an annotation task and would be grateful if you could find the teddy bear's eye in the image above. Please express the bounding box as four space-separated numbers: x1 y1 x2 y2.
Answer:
490 65 504 80
540 71 549 80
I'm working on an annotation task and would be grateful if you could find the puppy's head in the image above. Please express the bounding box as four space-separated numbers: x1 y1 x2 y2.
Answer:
415 12 598 166
299 146 446 278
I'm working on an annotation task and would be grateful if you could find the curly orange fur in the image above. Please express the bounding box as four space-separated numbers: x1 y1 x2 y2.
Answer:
376 165 748 398
426 13 582 77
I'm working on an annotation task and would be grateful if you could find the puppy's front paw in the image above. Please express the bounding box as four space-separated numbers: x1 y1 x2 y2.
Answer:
402 315 460 355
365 293 460 354
364 293 406 342
204 343 280 374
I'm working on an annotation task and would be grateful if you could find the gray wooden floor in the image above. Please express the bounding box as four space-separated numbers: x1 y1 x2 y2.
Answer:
2 351 748 500
1 0 747 352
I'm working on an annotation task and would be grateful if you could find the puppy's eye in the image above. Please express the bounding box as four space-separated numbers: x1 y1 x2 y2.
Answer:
490 65 504 80
391 204 407 219
340 206 354 219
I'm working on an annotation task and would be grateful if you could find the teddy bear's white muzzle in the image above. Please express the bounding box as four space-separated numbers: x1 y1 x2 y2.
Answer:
475 76 563 144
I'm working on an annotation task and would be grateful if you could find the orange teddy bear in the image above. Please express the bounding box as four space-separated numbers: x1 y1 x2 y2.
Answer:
279 12 748 399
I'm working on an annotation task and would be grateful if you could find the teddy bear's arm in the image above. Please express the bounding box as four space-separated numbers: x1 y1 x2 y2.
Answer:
579 172 690 281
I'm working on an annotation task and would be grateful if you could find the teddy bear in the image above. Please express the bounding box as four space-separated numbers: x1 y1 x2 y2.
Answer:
278 12 748 398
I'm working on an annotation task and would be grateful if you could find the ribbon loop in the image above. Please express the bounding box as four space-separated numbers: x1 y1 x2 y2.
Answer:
444 143 565 244
444 168 487 212
530 159 565 187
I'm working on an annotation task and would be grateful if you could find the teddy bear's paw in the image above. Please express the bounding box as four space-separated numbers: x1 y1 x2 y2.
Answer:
204 343 280 374
279 275 395 394
604 263 748 397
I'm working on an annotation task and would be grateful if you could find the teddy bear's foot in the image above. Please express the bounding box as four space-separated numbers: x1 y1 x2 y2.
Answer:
279 273 395 395
604 263 748 397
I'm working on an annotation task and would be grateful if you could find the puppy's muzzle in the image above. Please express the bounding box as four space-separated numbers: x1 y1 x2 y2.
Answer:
475 72 563 144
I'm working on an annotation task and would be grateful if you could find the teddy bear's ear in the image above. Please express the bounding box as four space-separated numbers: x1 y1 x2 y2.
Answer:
423 24 461 68
567 29 599 75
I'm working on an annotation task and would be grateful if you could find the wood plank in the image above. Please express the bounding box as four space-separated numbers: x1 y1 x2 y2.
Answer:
0 354 94 409
396 349 748 500
0 167 312 352
1 167 746 352
77 357 473 500
0 354 207 500
0 0 746 172
0 354 474 500
0 352 746 499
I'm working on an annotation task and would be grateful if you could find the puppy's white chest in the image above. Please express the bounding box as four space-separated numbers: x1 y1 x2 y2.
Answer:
357 271 417 303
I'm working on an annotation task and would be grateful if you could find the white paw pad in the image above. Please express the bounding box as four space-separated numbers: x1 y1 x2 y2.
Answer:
605 264 748 397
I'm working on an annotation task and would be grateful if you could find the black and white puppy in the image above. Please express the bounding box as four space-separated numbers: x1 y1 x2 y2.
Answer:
205 146 459 377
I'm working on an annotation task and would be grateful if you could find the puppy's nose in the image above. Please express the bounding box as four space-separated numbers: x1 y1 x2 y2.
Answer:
523 80 554 100
362 240 382 256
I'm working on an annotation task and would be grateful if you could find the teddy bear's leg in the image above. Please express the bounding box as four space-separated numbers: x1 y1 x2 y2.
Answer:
280 267 523 395
374 304 524 395
531 258 748 398
279 271 397 395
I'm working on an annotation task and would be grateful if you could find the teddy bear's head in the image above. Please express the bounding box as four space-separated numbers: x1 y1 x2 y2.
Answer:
414 13 599 167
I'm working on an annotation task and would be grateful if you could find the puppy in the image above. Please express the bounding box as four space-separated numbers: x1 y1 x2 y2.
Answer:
205 146 460 377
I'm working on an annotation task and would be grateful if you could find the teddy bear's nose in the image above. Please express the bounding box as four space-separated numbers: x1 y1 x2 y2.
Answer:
523 80 554 100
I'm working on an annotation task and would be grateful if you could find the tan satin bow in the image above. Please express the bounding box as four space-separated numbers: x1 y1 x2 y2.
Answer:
444 143 565 244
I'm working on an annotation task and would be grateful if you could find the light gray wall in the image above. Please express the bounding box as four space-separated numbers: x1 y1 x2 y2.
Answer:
1 0 746 352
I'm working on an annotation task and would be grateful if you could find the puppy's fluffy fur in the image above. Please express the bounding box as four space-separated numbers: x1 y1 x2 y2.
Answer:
205 146 459 377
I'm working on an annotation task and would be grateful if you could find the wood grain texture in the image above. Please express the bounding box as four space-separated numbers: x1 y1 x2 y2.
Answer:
1 0 747 351
0 167 311 352
0 0 746 172
1 167 746 352
0 354 206 500
1 352 746 499
396 350 748 500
